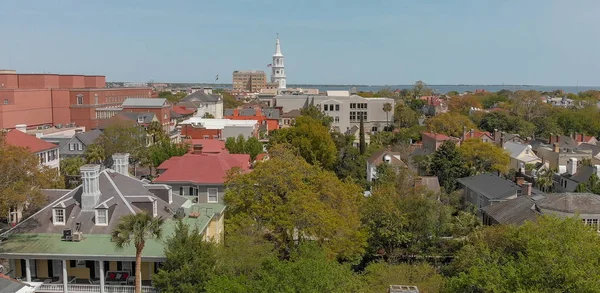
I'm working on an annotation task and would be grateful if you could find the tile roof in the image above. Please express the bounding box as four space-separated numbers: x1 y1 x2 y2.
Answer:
172 106 196 115
4 130 58 153
536 193 600 214
481 196 538 225
121 98 167 108
457 173 520 200
154 153 250 184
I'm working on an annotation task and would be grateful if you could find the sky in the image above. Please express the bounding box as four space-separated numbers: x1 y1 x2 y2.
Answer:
0 0 599 85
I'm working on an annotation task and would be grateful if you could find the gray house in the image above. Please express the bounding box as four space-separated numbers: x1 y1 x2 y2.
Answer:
457 173 522 216
42 129 102 158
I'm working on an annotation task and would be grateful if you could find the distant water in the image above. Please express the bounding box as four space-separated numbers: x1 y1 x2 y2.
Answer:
213 84 600 94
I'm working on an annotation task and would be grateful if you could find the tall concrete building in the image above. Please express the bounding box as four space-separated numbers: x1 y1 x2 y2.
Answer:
232 70 267 92
271 36 286 89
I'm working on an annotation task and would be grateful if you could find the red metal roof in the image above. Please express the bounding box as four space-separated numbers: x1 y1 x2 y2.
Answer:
187 139 227 154
4 130 58 153
172 106 195 115
154 152 250 184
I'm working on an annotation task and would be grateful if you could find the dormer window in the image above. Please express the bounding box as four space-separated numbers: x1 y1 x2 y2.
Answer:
53 208 65 225
96 209 108 226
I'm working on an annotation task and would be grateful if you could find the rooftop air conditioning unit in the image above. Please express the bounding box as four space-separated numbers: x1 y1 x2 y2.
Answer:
72 232 83 242
62 228 73 241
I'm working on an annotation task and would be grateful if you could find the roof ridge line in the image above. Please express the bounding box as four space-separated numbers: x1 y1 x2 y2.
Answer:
103 171 136 214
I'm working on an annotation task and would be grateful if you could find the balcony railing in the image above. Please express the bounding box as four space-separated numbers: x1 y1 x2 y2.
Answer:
36 283 157 293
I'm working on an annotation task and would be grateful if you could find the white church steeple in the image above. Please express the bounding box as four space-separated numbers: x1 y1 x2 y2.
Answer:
271 34 286 89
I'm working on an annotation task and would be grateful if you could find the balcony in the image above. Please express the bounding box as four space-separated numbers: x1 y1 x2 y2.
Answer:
36 283 156 293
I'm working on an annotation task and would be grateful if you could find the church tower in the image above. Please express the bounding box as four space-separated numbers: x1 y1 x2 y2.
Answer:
271 35 286 89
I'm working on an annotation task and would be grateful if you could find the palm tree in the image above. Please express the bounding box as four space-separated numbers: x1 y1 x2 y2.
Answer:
382 102 392 129
84 143 105 165
111 212 164 293
536 168 556 193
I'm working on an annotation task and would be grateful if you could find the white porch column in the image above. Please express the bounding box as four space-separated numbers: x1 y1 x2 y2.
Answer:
25 259 31 282
99 260 105 293
62 259 68 293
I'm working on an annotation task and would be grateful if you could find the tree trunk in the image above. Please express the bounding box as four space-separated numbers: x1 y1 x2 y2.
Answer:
135 245 143 293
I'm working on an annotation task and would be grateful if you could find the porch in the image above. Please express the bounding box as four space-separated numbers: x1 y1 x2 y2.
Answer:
7 258 159 293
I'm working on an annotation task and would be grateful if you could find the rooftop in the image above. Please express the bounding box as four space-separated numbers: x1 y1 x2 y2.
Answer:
457 173 520 200
179 118 258 129
4 130 58 153
187 139 227 154
482 196 538 225
154 153 250 184
121 98 167 108
536 193 600 214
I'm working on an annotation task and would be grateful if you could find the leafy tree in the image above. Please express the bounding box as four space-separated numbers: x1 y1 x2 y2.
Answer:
147 121 167 144
97 121 147 166
225 135 263 161
445 216 600 293
459 139 510 174
84 143 105 164
202 113 215 118
359 115 366 155
510 90 549 121
0 136 64 218
426 112 476 137
300 105 333 128
225 145 367 261
111 212 164 293
153 221 216 293
382 102 392 128
448 94 482 114
359 262 445 293
479 111 535 137
269 116 337 169
148 140 189 174
159 91 187 103
394 103 419 128
411 80 433 98
214 89 243 109
60 157 86 188
431 141 469 192
535 168 556 193
334 145 367 188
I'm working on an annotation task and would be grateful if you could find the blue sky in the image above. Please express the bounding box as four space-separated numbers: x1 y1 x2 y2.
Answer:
0 0 599 85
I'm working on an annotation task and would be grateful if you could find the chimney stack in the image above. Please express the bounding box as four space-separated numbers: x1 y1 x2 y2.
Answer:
567 158 578 175
192 144 204 154
553 143 560 153
80 164 101 210
522 182 532 197
112 153 130 176
516 176 525 186
493 129 499 141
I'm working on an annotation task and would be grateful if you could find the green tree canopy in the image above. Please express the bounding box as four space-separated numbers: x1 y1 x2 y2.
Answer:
446 216 600 293
225 145 367 261
300 105 333 128
60 157 86 188
431 141 469 192
225 135 263 161
153 221 217 293
96 121 147 165
269 116 337 169
459 139 510 174
425 112 476 137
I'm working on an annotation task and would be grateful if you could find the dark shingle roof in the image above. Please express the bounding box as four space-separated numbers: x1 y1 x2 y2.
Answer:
457 173 520 200
76 129 102 146
569 166 596 183
482 196 538 225
536 193 600 214
0 275 30 293
578 143 600 157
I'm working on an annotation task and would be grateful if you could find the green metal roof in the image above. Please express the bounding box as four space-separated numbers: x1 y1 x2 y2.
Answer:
0 205 223 260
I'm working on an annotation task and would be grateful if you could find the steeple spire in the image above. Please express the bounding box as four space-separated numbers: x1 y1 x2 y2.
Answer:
271 34 286 89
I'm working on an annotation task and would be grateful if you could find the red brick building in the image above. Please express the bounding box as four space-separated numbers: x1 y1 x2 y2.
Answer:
0 70 152 130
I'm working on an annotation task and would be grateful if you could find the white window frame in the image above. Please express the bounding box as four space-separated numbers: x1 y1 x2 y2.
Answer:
152 200 158 217
53 208 65 225
77 96 83 105
95 209 108 226
77 143 83 151
207 188 218 203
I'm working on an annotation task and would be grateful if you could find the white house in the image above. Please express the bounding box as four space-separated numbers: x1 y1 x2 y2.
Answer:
178 90 224 119
503 142 541 171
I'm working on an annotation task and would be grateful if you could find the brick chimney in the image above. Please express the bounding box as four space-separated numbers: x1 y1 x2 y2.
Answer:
553 143 560 153
192 144 203 154
516 176 525 186
522 182 532 197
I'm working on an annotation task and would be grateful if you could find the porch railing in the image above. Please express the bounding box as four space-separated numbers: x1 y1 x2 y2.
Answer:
36 283 157 293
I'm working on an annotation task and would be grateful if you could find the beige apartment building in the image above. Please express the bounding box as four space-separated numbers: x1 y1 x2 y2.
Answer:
232 70 267 92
